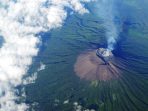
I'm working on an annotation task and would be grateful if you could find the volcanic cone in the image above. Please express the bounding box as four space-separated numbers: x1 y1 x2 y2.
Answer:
74 49 120 81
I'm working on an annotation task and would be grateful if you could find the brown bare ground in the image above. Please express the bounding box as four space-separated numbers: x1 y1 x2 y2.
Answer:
74 50 120 81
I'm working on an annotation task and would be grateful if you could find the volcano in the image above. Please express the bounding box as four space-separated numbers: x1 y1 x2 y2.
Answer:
74 48 120 81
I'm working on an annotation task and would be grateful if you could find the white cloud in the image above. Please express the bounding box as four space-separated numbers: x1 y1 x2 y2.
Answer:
0 0 93 110
37 62 46 71
73 102 95 111
23 62 46 85
23 72 37 85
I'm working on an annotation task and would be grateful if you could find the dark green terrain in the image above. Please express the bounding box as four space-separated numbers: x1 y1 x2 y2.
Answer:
24 1 148 111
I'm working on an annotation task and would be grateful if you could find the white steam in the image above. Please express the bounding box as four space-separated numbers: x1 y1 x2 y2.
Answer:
0 0 93 110
96 0 119 51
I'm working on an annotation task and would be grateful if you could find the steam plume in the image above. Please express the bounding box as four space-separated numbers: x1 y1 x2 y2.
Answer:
0 0 93 110
97 0 120 50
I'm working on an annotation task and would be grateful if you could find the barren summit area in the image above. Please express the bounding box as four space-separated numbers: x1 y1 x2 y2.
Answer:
74 50 120 81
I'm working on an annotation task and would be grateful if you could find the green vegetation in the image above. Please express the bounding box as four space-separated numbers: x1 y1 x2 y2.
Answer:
25 1 148 111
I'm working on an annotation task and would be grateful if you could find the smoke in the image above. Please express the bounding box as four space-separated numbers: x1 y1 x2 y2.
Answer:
0 0 93 110
96 0 120 51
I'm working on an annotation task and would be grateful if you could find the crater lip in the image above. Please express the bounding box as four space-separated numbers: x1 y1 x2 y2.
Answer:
96 48 113 65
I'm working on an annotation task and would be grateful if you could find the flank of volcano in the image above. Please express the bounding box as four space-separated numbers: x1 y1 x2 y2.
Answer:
74 48 120 81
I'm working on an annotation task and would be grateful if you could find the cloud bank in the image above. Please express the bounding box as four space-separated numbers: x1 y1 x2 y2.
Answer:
0 0 93 110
